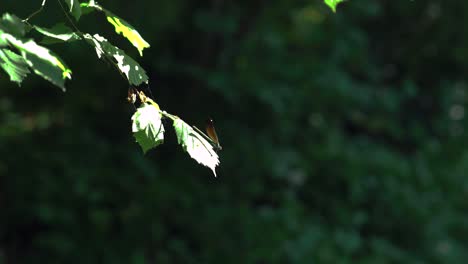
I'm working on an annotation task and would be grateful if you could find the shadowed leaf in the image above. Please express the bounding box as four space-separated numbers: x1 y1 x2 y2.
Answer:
35 23 81 44
0 13 27 37
63 0 82 21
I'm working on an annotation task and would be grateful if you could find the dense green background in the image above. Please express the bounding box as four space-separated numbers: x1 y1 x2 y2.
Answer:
2 0 468 263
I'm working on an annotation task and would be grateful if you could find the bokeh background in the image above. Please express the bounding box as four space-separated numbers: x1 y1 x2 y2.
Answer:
2 0 468 263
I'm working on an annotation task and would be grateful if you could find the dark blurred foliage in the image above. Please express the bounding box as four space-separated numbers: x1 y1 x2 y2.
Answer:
2 0 468 263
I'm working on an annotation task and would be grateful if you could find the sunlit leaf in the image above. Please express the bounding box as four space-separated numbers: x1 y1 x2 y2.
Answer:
0 34 7 47
83 33 148 86
0 13 27 37
132 103 164 153
324 0 345 12
80 1 150 56
173 118 220 176
105 12 150 56
35 23 81 44
0 48 30 84
63 0 82 21
0 33 72 90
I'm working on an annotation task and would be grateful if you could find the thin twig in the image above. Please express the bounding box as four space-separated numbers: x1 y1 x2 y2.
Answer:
56 0 81 33
23 0 47 22
56 0 129 83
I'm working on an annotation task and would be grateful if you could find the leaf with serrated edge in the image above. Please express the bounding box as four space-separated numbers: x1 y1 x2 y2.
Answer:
83 33 148 86
132 103 164 153
0 48 30 84
80 1 149 56
1 33 72 90
173 118 219 176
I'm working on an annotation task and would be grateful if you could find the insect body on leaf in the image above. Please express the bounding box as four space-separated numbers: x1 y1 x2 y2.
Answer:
194 118 222 152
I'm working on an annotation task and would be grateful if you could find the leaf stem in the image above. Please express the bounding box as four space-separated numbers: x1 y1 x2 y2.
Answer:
56 0 130 84
160 110 178 121
23 0 47 22
56 0 81 33
134 89 185 124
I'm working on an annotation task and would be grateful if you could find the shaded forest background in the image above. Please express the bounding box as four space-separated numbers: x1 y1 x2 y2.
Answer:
2 0 468 263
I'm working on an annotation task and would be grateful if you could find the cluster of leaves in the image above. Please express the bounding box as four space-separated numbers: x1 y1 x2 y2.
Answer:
0 12 72 90
0 0 150 89
0 0 224 174
9 0 468 264
0 0 342 89
131 92 220 175
0 0 341 174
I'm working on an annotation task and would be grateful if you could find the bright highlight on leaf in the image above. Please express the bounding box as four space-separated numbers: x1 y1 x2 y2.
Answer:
173 118 220 176
0 32 72 90
132 103 165 153
84 33 148 86
81 1 150 56
0 48 30 84
106 15 150 56
324 0 345 12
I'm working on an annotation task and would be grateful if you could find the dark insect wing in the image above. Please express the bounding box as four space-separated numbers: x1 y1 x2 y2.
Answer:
206 119 222 151
206 119 219 143
192 119 222 151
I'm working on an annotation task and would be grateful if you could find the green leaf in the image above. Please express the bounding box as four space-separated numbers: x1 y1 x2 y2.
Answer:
0 13 27 37
63 0 82 21
83 33 148 86
131 103 164 153
173 118 220 176
35 23 81 44
105 12 150 56
1 32 72 90
0 36 7 47
324 0 345 12
0 48 30 84
80 1 150 56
